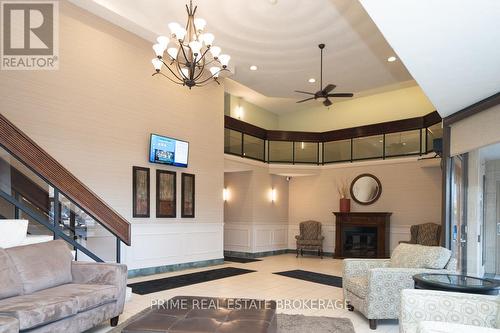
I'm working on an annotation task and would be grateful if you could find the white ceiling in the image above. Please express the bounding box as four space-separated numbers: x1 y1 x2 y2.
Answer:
69 0 414 114
360 0 500 117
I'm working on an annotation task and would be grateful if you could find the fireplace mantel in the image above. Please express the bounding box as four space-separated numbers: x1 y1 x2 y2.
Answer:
333 212 392 259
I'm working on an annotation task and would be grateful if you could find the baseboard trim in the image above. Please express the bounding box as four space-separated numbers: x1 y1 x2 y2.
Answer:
224 249 335 258
127 258 224 279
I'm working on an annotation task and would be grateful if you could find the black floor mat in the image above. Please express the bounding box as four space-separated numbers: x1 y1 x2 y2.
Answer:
273 269 343 288
128 267 256 295
224 256 262 263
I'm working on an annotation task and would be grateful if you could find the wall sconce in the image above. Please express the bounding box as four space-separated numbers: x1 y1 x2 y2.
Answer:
235 106 244 120
223 188 230 202
300 142 305 150
270 188 277 202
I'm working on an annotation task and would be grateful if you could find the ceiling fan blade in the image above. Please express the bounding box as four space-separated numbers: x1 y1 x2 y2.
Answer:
296 97 315 103
323 98 332 107
327 93 354 98
322 84 336 94
294 90 316 95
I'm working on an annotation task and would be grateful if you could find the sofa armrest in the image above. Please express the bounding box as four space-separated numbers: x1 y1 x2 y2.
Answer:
343 259 391 279
400 289 499 333
71 261 128 317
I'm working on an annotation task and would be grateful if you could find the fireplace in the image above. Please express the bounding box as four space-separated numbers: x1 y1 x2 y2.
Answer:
333 212 391 258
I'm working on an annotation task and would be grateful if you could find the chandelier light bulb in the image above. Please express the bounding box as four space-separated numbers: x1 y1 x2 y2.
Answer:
168 22 181 34
156 36 169 48
194 18 207 31
167 47 178 60
176 28 187 40
218 54 230 67
210 67 220 78
203 33 215 46
151 58 162 71
152 43 166 57
189 40 202 55
210 46 221 58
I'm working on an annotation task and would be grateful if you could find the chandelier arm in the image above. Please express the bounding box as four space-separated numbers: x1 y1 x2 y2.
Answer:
196 78 221 87
196 69 222 85
179 44 191 65
158 72 184 85
160 59 185 82
175 59 190 81
192 58 207 81
194 47 211 65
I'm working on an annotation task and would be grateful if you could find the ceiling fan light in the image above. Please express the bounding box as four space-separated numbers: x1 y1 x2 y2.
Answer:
152 43 166 57
210 46 221 58
194 18 207 31
203 33 215 46
219 54 230 67
210 66 220 78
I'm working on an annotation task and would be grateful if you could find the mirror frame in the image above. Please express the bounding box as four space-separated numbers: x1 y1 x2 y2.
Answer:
350 173 382 205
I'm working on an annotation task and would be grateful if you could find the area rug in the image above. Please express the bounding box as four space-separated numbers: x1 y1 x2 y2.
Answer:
273 270 343 288
109 308 355 333
224 256 262 263
128 267 256 295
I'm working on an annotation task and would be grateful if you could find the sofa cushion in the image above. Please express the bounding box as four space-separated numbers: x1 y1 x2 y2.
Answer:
0 249 22 300
417 321 500 333
390 243 451 269
6 239 73 294
344 276 368 299
34 283 119 312
0 315 19 333
0 294 77 330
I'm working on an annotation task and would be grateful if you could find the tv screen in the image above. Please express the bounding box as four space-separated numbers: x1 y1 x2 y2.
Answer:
149 134 189 168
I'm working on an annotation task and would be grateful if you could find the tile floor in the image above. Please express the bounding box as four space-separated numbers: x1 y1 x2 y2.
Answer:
89 254 399 333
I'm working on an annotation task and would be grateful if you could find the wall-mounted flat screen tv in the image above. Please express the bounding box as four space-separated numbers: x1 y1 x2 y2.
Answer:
149 134 189 168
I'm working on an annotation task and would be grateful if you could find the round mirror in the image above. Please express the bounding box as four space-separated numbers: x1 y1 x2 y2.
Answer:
350 173 382 205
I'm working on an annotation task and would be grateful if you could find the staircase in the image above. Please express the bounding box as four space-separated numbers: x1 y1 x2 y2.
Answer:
0 113 130 262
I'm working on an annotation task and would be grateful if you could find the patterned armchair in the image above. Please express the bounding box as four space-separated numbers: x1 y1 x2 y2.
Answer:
400 289 499 333
343 243 457 330
295 220 324 258
400 223 441 246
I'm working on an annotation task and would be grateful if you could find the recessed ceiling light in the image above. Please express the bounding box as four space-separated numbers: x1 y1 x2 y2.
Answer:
249 65 258 71
269 0 278 4
387 56 397 62
308 78 316 83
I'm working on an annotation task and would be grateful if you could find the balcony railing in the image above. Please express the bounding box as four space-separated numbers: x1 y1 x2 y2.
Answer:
224 111 443 164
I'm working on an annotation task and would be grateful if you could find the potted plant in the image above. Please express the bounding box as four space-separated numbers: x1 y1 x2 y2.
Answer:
337 180 350 213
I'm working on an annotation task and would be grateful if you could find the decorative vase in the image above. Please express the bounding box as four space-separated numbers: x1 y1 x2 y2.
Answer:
339 198 351 213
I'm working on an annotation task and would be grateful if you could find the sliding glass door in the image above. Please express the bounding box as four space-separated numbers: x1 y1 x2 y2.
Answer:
450 154 468 273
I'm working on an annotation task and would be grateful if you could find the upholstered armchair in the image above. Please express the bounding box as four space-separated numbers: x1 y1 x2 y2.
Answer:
400 223 441 246
295 220 324 258
343 243 457 330
400 289 499 333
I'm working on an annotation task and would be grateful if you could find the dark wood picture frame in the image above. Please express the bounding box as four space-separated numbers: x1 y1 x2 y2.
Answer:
133 166 150 217
181 173 195 218
156 170 176 218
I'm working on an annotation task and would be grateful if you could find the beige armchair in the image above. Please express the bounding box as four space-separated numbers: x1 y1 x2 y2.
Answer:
343 243 457 330
400 223 441 246
295 220 324 258
400 289 499 333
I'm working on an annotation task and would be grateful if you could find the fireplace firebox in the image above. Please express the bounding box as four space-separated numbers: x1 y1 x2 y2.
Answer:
333 212 391 258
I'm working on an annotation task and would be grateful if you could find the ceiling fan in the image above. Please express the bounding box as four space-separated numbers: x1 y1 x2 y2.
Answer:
295 44 354 107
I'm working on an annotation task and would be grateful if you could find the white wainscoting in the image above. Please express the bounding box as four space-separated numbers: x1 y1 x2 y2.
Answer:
224 223 288 253
288 224 412 254
122 223 223 270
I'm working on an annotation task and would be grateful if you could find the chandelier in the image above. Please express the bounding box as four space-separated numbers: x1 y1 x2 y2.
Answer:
151 0 230 89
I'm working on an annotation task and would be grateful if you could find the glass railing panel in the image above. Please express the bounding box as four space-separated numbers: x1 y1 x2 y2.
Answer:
352 135 383 160
294 142 318 163
224 128 242 156
427 123 443 153
243 134 265 161
58 192 116 262
269 141 293 163
385 129 421 157
324 139 351 163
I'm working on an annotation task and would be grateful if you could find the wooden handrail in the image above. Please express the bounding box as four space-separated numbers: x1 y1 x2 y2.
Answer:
0 113 131 245
225 111 442 142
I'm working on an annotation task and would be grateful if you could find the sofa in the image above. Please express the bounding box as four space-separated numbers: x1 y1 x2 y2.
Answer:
400 289 500 333
0 240 127 333
343 243 457 330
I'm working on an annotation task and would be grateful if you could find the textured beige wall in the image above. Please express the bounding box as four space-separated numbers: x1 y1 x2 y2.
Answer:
228 94 279 129
278 85 435 132
288 160 442 250
0 2 224 227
